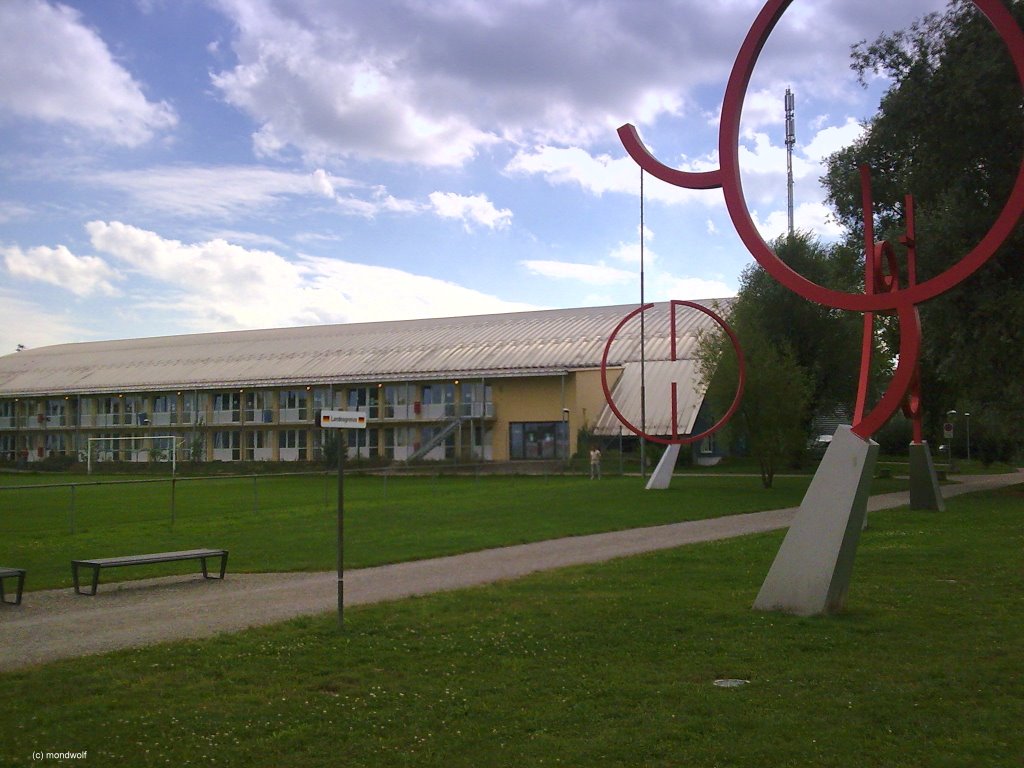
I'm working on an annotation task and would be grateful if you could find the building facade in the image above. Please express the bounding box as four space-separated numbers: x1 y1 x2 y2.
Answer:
0 301 730 465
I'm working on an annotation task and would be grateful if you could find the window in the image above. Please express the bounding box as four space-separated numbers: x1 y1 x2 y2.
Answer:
280 389 309 422
45 399 67 426
347 387 379 419
460 382 493 418
152 394 178 426
421 384 455 419
508 422 569 460
213 430 241 461
278 429 308 461
213 392 241 424
124 396 146 426
243 391 274 423
383 385 410 419
0 403 13 431
347 427 378 458
99 397 120 427
45 433 67 455
244 430 272 460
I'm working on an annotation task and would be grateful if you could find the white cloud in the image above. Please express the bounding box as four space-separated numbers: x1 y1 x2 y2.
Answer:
650 275 735 301
0 0 176 145
83 220 535 331
506 145 718 207
520 259 634 286
800 117 865 162
428 192 512 230
2 243 120 296
751 201 844 242
0 289 89 353
93 166 359 219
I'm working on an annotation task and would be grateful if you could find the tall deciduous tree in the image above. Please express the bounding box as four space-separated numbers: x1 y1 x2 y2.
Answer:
698 233 861 487
822 0 1024 462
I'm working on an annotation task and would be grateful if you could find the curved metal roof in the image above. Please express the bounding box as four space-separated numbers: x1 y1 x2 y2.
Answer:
0 299 733 397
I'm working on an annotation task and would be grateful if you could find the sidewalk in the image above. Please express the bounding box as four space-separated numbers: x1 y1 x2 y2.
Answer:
1 471 1019 671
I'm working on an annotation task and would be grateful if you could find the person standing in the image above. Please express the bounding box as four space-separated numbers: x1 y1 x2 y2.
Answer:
589 447 602 479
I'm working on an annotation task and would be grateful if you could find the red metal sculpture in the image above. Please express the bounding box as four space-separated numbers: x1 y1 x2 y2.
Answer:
600 300 745 445
615 0 1024 441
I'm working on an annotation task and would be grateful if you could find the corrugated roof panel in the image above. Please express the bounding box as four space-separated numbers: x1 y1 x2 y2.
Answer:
593 361 709 437
0 299 733 397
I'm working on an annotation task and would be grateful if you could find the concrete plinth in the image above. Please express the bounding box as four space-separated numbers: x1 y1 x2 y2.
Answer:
646 444 680 490
909 441 945 511
753 425 879 616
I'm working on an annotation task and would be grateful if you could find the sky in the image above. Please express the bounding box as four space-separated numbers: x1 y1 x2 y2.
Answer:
0 0 951 355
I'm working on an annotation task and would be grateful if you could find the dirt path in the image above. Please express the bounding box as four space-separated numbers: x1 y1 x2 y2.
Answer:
1 472 1018 671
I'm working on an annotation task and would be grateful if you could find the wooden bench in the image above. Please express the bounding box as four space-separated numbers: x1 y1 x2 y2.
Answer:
0 567 26 606
72 549 228 595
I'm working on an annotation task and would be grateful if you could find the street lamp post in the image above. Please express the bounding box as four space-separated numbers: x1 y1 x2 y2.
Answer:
561 408 570 466
946 409 958 472
964 412 971 464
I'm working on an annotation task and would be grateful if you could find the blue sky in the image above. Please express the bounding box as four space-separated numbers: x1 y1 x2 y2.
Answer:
0 0 948 354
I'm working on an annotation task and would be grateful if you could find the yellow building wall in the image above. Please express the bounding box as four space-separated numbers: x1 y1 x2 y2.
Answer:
489 369 621 460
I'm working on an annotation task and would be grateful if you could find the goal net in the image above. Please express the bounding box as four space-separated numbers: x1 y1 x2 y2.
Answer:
86 435 184 474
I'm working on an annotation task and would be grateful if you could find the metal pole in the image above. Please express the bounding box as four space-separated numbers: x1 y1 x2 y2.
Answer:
639 168 647 482
337 435 345 629
785 88 796 238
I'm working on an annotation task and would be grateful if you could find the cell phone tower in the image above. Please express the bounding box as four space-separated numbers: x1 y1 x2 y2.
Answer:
785 87 795 237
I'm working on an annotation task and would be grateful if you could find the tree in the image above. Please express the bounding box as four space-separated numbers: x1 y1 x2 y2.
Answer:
728 233 865 421
699 315 813 488
822 0 1024 462
696 233 866 486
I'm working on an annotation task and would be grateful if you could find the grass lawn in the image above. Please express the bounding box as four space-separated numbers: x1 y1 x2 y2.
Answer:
0 471 909 591
0 484 1020 767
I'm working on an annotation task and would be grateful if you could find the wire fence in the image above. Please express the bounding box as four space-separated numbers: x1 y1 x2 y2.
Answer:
0 472 340 536
0 460 634 538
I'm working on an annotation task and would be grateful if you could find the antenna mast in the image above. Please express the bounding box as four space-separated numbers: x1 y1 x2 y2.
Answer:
785 87 796 237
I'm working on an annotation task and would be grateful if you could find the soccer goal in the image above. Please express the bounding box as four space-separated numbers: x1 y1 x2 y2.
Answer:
86 435 185 475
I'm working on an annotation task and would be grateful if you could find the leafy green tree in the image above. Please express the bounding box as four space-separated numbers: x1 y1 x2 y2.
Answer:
699 315 813 488
730 233 865 421
822 0 1024 461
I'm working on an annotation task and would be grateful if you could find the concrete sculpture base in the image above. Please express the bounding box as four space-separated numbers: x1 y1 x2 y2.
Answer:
908 441 945 511
646 444 681 490
753 425 879 616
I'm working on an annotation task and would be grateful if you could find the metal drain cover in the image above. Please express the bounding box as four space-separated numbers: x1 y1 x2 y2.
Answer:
713 678 749 688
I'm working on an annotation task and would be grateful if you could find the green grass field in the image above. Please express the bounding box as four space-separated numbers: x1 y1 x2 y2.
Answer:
0 470 896 591
0 482 1020 767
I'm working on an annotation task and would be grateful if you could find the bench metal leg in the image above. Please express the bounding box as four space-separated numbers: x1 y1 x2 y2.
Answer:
200 552 228 580
72 563 100 595
0 571 25 605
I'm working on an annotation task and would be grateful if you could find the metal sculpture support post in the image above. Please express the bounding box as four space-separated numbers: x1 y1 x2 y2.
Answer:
611 0 1024 614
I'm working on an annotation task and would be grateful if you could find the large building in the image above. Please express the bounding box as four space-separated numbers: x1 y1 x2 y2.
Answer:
0 301 731 465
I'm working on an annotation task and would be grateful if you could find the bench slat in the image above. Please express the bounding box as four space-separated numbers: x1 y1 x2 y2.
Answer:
73 549 226 568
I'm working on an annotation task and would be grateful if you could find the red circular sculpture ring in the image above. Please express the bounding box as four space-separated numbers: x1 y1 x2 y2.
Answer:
600 300 745 445
619 0 1024 313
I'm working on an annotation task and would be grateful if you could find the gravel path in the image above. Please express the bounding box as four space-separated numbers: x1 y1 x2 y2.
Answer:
1 472 1018 671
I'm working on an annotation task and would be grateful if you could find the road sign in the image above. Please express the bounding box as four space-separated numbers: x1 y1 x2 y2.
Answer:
318 410 366 629
320 410 367 429
943 422 954 438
